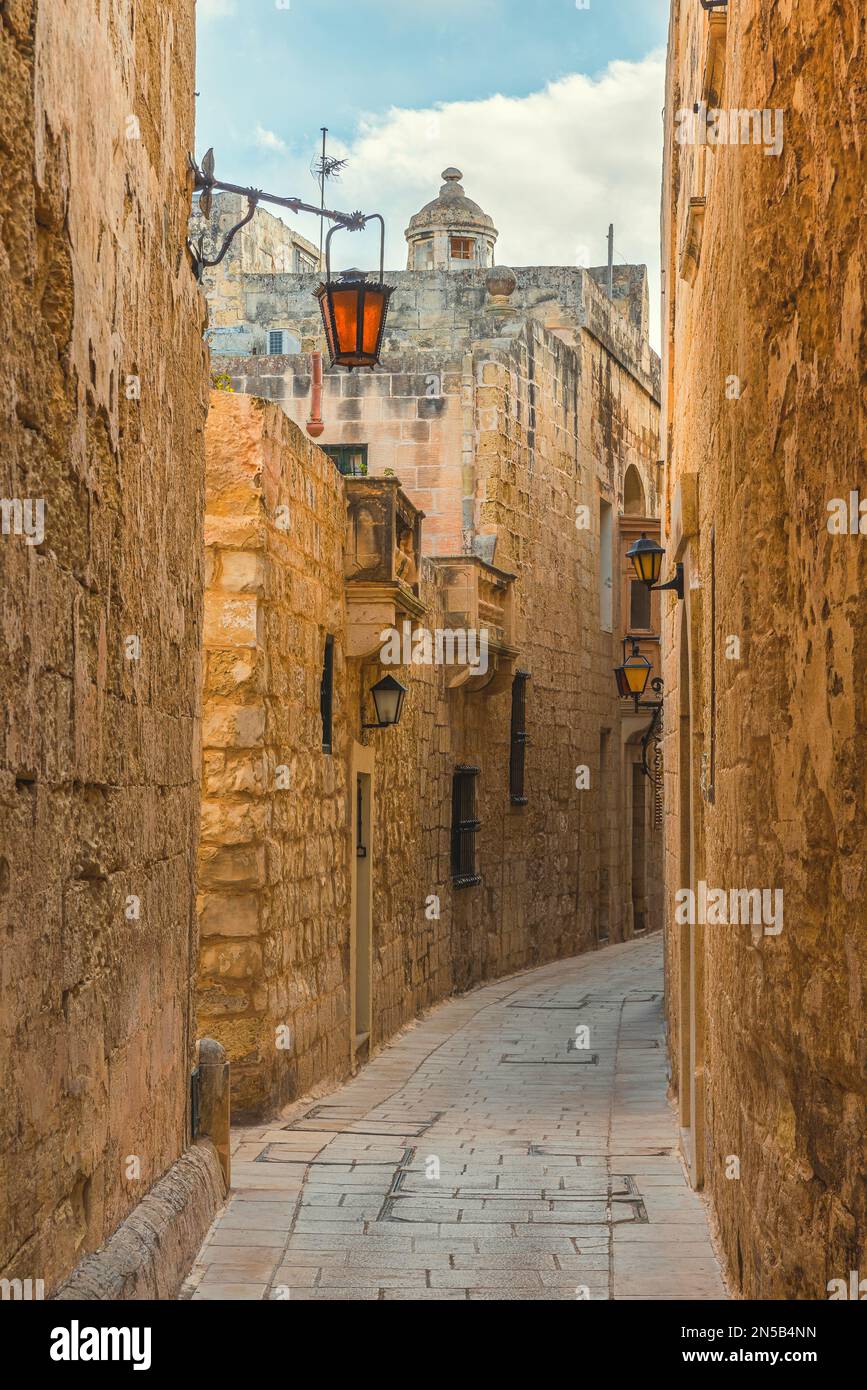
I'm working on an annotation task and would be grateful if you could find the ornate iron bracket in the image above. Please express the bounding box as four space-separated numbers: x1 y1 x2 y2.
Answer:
630 676 664 781
639 682 664 780
187 147 371 281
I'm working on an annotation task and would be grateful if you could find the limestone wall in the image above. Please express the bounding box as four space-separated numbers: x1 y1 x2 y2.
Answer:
199 394 351 1115
661 0 866 1297
0 0 208 1293
200 346 663 1115
203 264 660 397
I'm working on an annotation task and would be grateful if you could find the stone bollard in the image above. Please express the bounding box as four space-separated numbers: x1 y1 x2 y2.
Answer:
195 1038 231 1189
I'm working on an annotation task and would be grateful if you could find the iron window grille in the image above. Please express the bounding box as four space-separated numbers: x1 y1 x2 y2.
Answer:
509 671 531 805
320 634 334 753
322 444 368 477
451 765 481 888
268 329 286 354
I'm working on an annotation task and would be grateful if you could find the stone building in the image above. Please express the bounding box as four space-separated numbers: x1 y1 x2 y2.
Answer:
195 170 666 1115
0 0 224 1298
189 193 320 358
660 0 866 1297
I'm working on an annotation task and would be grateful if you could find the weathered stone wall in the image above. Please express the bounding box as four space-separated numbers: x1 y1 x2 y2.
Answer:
203 263 660 394
199 393 351 1115
0 0 209 1293
201 334 664 1115
661 0 866 1297
190 193 320 356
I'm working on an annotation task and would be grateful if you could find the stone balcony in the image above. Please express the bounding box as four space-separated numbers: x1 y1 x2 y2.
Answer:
433 555 518 692
343 476 426 658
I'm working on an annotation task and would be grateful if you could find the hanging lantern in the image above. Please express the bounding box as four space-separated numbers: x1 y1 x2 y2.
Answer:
316 214 394 370
366 674 407 729
627 532 665 588
614 641 652 699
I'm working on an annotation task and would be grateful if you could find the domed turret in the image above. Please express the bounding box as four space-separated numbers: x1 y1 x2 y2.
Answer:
405 168 498 271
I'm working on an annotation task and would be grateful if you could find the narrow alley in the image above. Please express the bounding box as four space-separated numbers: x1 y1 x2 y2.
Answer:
4 0 862 1339
182 937 726 1301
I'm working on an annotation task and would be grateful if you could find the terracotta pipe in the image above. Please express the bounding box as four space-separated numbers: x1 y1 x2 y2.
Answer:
306 350 325 438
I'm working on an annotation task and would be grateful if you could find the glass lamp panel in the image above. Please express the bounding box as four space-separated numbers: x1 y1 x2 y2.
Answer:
624 656 650 695
634 549 652 584
318 289 336 360
372 676 406 725
331 288 361 355
362 290 386 356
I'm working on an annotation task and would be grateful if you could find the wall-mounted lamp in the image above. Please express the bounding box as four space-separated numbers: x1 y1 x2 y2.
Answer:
613 639 664 780
614 640 653 701
188 150 392 368
626 532 684 600
363 675 407 730
316 221 394 372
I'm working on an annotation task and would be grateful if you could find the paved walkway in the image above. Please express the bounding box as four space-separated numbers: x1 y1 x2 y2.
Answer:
182 935 727 1300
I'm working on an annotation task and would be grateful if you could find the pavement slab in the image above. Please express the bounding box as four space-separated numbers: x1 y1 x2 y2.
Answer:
182 936 727 1302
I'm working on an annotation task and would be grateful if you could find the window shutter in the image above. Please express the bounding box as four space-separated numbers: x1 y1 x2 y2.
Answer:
509 672 530 804
320 635 334 753
451 766 481 887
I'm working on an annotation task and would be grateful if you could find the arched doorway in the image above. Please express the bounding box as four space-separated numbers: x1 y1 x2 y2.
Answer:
624 464 647 516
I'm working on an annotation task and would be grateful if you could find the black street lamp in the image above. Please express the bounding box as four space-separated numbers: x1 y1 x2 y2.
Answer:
187 148 394 371
613 639 664 779
363 675 407 730
626 532 684 600
614 640 653 700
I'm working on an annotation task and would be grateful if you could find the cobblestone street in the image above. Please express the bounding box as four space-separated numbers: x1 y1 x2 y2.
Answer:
183 936 727 1301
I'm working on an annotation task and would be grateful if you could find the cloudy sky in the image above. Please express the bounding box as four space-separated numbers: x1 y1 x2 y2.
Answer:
196 0 668 346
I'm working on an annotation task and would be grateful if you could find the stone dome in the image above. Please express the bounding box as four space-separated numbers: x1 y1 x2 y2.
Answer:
405 168 498 270
406 168 498 238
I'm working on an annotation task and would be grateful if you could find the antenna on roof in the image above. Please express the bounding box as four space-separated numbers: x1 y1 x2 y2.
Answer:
607 223 614 299
311 127 349 269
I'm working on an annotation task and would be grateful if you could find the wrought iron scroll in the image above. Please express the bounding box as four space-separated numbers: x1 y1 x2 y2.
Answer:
639 677 664 826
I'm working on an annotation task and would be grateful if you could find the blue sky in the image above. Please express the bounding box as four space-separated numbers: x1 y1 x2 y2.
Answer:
196 0 669 344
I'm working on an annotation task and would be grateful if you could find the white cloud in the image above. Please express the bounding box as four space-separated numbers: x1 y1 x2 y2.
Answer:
255 124 287 151
197 0 236 20
319 53 665 347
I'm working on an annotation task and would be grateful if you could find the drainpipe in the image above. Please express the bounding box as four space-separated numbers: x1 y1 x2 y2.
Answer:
306 350 325 438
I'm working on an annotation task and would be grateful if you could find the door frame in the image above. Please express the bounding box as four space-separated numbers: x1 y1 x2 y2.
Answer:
678 570 706 1188
350 742 375 1069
